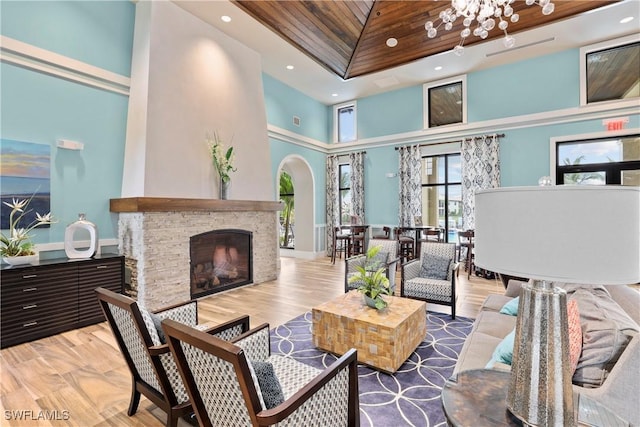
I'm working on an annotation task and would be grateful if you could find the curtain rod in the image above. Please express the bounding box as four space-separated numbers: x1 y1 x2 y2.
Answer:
394 133 505 150
330 151 367 157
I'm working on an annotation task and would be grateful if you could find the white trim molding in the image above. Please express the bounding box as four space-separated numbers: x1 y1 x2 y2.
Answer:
268 124 330 153
0 36 131 96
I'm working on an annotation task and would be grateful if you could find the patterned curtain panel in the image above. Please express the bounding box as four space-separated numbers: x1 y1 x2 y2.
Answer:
349 151 365 223
398 145 422 226
326 155 339 257
461 134 501 230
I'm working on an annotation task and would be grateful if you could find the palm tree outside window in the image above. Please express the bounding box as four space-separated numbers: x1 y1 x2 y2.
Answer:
279 171 294 248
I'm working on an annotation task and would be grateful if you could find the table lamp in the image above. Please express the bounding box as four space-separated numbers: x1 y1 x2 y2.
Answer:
474 185 640 426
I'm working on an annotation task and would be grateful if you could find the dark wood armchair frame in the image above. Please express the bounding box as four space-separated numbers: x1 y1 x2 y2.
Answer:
95 287 250 427
162 319 360 427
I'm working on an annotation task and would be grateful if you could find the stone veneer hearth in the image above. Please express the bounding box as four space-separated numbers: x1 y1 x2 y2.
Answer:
110 198 282 310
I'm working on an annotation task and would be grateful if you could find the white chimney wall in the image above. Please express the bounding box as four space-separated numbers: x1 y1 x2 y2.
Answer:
122 0 273 201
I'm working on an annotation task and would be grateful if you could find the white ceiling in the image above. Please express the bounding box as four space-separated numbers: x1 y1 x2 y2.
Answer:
174 0 640 105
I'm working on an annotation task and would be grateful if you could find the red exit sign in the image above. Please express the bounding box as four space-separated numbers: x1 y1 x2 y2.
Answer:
602 117 629 131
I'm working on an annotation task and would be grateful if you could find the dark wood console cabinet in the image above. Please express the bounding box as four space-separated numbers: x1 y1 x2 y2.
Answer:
1 254 124 348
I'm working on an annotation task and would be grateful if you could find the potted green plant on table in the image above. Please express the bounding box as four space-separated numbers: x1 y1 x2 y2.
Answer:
348 245 391 310
1 196 54 265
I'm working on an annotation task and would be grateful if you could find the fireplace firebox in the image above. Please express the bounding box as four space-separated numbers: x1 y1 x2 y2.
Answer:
190 229 252 299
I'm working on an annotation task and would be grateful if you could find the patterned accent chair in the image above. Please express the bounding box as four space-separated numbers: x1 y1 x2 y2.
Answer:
95 288 250 427
400 242 459 318
345 239 400 294
162 319 360 426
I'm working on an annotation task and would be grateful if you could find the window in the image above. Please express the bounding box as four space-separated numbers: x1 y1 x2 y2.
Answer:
420 153 462 242
580 34 640 106
555 134 640 185
424 75 467 129
334 102 357 143
339 164 352 224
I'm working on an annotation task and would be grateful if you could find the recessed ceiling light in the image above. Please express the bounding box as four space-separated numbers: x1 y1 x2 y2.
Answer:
332 93 338 97
221 15 231 23
286 65 294 70
620 16 634 24
434 66 443 71
386 38 398 48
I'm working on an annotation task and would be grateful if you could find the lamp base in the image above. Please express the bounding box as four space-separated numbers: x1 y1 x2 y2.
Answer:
507 280 575 426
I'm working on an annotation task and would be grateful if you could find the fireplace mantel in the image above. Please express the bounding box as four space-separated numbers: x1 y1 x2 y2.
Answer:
110 197 282 213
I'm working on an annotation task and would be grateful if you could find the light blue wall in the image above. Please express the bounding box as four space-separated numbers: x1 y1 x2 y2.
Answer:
357 85 424 138
364 146 399 224
263 74 330 142
468 49 579 121
0 0 134 76
0 1 134 255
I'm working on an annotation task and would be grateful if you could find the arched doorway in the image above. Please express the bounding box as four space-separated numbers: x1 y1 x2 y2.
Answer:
277 155 315 258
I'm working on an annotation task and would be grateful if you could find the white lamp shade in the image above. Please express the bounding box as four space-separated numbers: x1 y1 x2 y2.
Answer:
475 186 640 285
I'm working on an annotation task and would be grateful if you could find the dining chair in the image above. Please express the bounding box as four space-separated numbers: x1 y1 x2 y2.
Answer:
394 227 415 263
95 288 250 427
349 225 368 256
162 318 360 426
331 226 352 264
372 226 391 239
457 229 475 279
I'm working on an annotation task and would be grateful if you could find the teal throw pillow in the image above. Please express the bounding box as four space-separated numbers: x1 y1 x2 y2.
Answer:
250 361 285 409
500 297 519 316
419 254 451 280
486 329 516 368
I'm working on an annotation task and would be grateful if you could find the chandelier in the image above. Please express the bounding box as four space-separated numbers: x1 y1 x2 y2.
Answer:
425 0 555 56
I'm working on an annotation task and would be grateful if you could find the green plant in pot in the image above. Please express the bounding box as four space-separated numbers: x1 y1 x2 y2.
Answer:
348 245 390 310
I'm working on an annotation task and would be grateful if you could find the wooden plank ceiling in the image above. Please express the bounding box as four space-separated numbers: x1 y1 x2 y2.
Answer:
233 0 616 80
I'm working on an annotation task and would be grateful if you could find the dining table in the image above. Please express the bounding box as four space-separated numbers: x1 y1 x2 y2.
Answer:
337 224 370 257
397 225 445 258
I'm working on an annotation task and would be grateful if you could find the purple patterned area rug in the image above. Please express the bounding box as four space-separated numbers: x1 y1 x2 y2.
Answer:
270 311 474 427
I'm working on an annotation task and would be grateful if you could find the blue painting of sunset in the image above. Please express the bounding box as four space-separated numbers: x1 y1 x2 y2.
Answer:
1 139 51 230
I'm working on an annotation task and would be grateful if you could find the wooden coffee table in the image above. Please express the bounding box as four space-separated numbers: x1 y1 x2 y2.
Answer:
312 290 426 373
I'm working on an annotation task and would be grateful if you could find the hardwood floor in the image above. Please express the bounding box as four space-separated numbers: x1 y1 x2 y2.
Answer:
0 256 503 427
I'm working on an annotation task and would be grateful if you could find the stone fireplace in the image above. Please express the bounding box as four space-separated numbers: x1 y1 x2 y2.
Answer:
110 198 282 310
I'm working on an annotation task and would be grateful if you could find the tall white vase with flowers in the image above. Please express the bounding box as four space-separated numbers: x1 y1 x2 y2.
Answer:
206 132 236 200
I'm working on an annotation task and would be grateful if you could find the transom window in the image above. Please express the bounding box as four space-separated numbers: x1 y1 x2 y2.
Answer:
580 34 640 106
555 134 640 185
334 102 357 143
424 75 467 129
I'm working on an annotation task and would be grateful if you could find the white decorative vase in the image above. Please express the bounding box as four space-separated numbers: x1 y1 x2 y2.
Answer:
65 213 99 259
3 254 38 266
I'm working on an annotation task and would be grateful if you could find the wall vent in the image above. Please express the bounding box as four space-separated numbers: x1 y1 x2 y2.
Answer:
293 116 301 126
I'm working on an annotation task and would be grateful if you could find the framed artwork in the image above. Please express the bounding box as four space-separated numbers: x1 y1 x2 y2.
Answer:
1 139 51 230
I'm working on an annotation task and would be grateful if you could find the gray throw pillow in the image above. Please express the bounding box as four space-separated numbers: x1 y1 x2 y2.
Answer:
148 311 167 344
419 254 451 280
562 284 639 388
250 360 284 409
